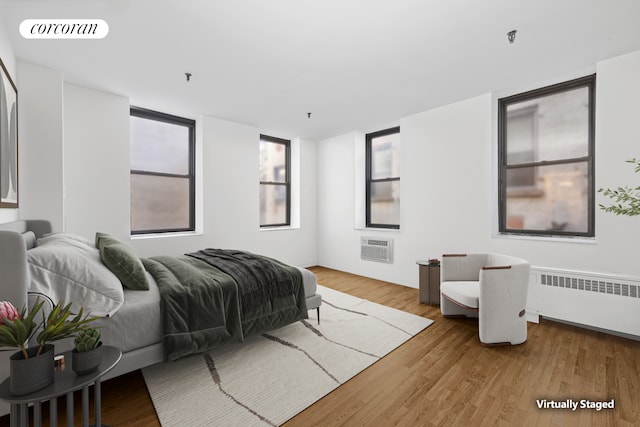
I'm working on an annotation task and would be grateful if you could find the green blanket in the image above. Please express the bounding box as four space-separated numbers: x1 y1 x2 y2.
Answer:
142 254 307 361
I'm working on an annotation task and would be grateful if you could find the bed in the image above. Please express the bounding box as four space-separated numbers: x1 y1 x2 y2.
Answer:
0 220 322 416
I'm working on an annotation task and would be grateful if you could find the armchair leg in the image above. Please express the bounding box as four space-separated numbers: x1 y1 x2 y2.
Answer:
316 307 320 324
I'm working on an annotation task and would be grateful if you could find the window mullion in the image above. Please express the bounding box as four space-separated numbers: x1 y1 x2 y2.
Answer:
505 157 590 170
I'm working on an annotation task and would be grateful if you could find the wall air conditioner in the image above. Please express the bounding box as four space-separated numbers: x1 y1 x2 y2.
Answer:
360 237 393 263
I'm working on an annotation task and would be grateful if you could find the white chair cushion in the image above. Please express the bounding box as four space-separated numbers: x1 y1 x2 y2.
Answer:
440 281 479 309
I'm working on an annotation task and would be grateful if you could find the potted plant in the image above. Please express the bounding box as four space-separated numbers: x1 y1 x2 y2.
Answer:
71 327 103 375
0 299 97 395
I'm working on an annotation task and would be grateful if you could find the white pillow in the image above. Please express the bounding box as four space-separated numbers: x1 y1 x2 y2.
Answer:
28 237 124 317
37 232 96 249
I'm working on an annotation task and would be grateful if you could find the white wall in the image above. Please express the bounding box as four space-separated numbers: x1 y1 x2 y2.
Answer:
319 51 640 287
0 4 14 78
318 95 493 286
317 133 356 273
63 83 131 239
15 62 65 230
10 64 318 267
317 49 640 337
59 85 318 267
593 50 640 272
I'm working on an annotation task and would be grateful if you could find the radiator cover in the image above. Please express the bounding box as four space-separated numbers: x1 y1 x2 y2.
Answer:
528 266 640 339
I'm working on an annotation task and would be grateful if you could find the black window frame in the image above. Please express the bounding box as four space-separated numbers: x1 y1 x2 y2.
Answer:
498 74 596 238
366 126 400 229
259 134 291 228
130 106 196 235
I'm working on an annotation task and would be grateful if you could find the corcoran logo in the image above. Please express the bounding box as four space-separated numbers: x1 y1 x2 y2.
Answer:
19 19 109 39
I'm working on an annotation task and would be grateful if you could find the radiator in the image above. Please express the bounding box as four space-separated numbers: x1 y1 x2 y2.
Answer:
360 237 393 263
529 266 640 338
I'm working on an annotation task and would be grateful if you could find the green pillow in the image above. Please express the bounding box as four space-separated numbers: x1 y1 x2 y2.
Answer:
95 232 149 291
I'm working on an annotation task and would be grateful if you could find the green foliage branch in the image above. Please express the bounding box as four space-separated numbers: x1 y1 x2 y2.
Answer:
598 158 640 216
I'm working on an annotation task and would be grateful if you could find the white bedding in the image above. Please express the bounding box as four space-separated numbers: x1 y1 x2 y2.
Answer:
26 232 318 355
92 272 163 353
27 233 125 317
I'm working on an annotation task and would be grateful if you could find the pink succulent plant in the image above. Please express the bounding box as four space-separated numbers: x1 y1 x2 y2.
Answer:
0 301 19 324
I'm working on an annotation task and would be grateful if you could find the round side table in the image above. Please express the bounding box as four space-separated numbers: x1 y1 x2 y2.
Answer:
0 345 121 427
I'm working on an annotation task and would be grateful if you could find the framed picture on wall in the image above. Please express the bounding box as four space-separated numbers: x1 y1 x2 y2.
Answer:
0 56 18 208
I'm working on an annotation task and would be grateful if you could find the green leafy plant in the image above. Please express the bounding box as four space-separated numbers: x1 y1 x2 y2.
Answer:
598 158 640 216
0 299 98 358
73 327 101 352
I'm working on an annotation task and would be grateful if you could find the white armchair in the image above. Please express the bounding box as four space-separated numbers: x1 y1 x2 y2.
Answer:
440 253 530 345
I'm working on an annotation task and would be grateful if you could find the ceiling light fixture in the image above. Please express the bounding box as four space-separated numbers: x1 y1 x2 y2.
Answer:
185 72 192 82
507 30 517 44
307 112 311 119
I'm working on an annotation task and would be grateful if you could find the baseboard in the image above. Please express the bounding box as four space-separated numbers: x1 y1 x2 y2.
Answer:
541 316 640 342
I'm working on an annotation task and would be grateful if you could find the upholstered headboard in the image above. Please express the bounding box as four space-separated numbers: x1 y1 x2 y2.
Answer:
0 220 52 416
0 220 52 310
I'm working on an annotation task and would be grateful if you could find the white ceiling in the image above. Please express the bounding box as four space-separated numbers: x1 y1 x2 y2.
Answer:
2 0 640 140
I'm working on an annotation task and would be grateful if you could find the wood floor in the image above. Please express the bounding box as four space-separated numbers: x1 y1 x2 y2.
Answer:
2 266 639 426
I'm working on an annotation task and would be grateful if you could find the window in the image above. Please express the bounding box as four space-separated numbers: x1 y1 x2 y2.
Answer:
130 107 195 234
260 135 290 227
498 75 595 237
366 127 400 229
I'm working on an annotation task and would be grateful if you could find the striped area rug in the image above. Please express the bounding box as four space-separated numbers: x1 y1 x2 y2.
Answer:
142 285 434 426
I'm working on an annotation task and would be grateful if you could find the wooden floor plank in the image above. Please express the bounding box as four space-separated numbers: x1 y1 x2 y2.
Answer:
1 266 638 426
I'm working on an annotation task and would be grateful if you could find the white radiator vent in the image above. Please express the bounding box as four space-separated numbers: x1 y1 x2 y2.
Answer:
531 267 640 339
538 269 640 299
360 237 393 263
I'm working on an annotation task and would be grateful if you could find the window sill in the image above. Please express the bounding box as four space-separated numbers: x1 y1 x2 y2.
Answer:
259 225 300 232
355 226 401 232
131 230 202 240
494 232 596 244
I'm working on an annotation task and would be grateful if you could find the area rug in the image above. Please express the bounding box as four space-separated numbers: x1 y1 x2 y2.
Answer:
142 285 433 426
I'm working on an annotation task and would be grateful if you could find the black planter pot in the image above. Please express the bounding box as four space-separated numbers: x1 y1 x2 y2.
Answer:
72 342 103 375
9 344 55 396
